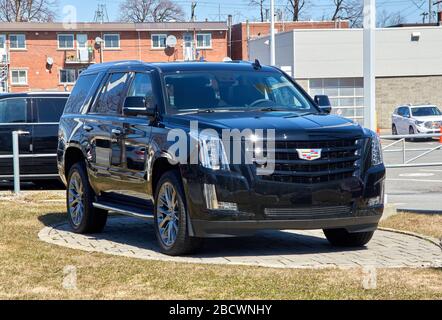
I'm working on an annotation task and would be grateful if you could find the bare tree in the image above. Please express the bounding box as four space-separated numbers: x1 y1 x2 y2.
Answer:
119 0 184 23
286 0 305 21
330 0 363 27
377 9 405 27
250 0 266 22
0 0 57 22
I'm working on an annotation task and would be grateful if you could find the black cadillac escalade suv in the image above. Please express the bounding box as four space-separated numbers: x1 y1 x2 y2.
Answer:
57 60 385 255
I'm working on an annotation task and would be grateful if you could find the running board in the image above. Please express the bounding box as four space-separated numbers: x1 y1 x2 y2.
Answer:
92 202 154 220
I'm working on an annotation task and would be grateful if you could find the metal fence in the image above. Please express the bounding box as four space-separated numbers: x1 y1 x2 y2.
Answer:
380 133 442 168
0 131 56 194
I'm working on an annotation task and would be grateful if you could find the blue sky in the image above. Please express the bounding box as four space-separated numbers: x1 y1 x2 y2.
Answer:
57 0 434 24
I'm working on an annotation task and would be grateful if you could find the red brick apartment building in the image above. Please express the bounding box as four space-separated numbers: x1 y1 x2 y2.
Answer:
0 22 228 92
231 20 350 60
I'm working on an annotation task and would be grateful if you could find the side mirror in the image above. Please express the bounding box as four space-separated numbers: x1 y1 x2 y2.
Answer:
123 96 155 117
314 95 332 114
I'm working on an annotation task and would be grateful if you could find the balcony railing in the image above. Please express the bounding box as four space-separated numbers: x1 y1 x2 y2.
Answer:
65 49 95 64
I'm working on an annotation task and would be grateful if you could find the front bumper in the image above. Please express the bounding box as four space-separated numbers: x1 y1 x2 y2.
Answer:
181 164 386 238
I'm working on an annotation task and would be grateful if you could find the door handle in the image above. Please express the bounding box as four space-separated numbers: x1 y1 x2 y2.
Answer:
112 128 122 136
83 125 93 132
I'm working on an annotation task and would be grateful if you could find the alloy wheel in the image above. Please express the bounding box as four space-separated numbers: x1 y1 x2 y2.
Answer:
68 171 84 227
156 182 180 247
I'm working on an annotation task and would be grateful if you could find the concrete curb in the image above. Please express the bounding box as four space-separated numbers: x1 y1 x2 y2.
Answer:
396 208 442 215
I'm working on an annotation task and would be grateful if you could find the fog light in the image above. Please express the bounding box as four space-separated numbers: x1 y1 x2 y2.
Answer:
218 202 238 211
368 196 381 206
203 184 238 211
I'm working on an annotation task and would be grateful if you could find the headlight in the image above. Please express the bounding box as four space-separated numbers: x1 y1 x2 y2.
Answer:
197 133 230 171
371 134 383 166
415 120 425 126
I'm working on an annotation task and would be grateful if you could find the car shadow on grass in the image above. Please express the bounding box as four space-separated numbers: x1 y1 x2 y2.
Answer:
38 213 367 257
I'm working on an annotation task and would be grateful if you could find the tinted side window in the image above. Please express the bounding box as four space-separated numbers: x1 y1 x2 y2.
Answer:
0 98 27 123
64 73 99 114
128 73 153 97
91 72 131 114
35 98 68 122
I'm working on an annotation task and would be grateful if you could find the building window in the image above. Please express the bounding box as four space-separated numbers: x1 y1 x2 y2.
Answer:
58 34 74 49
60 69 77 84
151 34 167 49
11 70 27 85
196 33 211 49
103 34 120 49
9 34 26 49
309 78 364 124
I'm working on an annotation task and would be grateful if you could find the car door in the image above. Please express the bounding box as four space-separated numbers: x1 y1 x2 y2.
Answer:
402 107 411 133
108 72 154 199
87 71 132 194
0 97 33 179
31 96 68 175
396 107 406 134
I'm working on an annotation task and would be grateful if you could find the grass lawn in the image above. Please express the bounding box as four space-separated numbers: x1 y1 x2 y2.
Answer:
0 191 441 299
380 212 442 240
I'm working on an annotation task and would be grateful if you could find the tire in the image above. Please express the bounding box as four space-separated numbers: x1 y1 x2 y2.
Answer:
392 124 397 135
66 162 108 233
323 228 374 247
153 170 202 256
408 126 416 142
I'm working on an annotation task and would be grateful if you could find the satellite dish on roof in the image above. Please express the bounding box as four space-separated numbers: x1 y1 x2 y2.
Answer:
46 57 54 65
166 35 177 48
95 36 104 44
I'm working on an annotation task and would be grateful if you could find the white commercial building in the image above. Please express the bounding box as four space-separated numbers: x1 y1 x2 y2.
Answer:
249 26 442 128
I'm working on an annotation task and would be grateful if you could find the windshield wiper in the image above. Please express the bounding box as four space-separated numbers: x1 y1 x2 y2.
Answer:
258 107 292 112
284 111 319 118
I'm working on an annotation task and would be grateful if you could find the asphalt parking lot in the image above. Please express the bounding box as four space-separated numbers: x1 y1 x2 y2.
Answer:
382 138 442 212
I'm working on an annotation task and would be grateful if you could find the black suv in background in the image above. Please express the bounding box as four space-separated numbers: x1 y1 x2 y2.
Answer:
58 61 385 255
0 92 69 184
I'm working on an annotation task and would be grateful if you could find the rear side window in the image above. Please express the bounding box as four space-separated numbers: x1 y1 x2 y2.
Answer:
0 98 27 123
35 98 68 123
64 73 99 114
91 72 131 114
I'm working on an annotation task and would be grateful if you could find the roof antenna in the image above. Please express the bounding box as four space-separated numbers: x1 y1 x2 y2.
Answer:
252 59 262 70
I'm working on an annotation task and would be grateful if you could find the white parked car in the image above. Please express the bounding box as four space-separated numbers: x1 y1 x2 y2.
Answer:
392 104 442 135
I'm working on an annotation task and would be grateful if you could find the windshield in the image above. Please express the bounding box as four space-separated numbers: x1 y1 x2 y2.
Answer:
411 106 442 117
163 70 317 114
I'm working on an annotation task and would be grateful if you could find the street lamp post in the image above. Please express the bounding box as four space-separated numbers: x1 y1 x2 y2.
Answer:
363 0 376 131
270 0 276 66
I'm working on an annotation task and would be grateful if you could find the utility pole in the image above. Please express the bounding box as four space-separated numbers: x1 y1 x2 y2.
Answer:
93 3 109 24
270 0 275 66
191 2 197 22
363 0 376 131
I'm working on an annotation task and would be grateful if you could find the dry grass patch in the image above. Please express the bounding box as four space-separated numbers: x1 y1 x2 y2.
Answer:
0 191 441 299
380 212 442 240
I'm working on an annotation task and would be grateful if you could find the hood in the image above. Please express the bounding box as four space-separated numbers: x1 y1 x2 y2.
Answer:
413 115 442 122
164 111 366 140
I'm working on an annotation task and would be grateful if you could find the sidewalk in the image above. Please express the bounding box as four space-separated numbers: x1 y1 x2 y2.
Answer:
387 193 442 214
